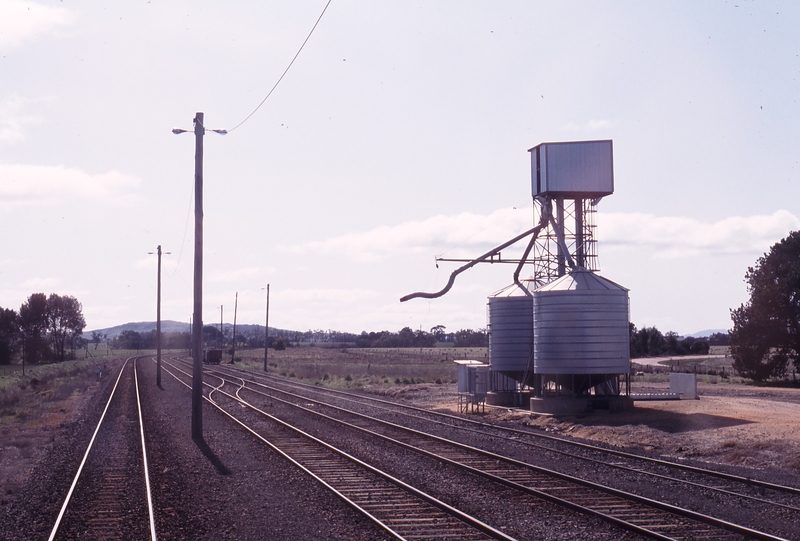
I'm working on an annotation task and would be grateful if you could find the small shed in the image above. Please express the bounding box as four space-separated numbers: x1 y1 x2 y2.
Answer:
455 360 489 413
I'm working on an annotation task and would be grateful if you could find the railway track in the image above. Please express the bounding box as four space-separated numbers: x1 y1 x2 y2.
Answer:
161 358 514 540
173 357 796 541
211 361 800 507
48 358 157 541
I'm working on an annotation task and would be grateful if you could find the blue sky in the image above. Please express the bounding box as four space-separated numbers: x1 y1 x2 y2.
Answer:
1 1 798 335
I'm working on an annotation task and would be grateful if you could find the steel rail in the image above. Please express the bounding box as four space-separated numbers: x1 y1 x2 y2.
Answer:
134 359 159 541
214 364 800 513
159 358 515 541
48 358 157 541
193 363 789 541
217 362 800 498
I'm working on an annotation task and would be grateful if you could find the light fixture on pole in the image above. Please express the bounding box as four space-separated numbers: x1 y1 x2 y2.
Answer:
148 245 171 387
172 112 226 441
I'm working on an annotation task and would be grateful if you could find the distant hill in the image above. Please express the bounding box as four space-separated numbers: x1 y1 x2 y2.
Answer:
683 328 729 338
83 320 270 339
83 320 189 339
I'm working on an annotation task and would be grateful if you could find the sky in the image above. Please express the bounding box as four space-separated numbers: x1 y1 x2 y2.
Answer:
1 0 799 337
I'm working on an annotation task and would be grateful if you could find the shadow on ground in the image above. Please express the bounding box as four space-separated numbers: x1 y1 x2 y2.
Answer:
194 437 232 475
556 410 754 434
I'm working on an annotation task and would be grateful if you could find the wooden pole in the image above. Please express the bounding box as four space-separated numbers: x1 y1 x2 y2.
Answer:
231 293 238 363
192 112 204 441
263 284 270 371
156 245 162 387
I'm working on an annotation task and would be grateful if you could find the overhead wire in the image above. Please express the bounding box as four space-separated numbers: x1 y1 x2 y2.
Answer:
170 2 331 280
225 0 333 134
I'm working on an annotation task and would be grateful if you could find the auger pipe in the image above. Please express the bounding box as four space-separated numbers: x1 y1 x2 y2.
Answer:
512 204 550 296
400 225 539 302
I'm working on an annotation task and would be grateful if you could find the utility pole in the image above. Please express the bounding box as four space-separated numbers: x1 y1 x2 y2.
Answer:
231 292 238 364
191 112 204 441
156 246 163 386
157 245 163 386
149 245 170 386
219 305 223 348
263 284 270 371
174 111 225 441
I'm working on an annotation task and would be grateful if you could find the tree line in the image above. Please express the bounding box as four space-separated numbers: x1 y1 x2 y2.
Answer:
0 293 86 364
628 325 728 359
354 327 487 348
102 324 488 352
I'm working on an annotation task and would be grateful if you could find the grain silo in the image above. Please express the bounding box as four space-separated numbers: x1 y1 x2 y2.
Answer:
401 139 633 413
485 278 540 406
530 269 631 413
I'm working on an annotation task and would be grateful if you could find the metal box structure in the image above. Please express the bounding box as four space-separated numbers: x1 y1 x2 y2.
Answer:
669 373 698 399
529 140 614 198
455 360 489 412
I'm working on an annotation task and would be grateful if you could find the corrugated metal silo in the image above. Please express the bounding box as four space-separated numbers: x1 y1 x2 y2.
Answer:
533 269 629 376
487 278 539 380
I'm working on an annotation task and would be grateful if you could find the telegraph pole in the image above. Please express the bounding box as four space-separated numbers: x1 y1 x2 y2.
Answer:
263 284 270 371
157 245 162 386
191 112 204 441
174 111 225 441
149 245 170 386
231 292 238 363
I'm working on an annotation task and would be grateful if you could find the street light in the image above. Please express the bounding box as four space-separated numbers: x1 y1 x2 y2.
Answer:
148 245 171 386
172 112 226 441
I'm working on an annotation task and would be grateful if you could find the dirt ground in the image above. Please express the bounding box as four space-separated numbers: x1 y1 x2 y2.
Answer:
394 381 800 475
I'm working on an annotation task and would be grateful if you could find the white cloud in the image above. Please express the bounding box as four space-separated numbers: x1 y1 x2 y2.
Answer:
0 163 141 206
0 0 74 50
280 208 533 261
599 210 800 258
20 276 62 290
0 95 49 144
283 207 800 264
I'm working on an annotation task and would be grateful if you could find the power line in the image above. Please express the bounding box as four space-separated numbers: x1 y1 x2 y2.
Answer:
226 0 333 134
